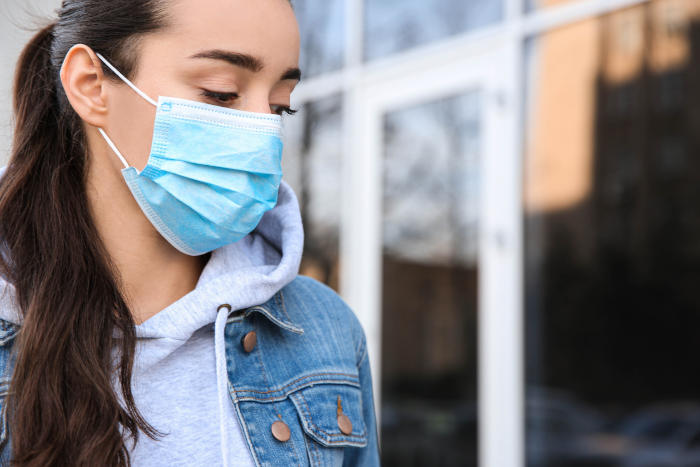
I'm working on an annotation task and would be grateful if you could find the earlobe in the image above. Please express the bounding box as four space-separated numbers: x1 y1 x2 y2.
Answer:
59 44 109 127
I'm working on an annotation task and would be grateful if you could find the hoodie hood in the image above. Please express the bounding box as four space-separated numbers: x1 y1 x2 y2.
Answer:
0 163 304 466
0 174 304 333
130 177 304 343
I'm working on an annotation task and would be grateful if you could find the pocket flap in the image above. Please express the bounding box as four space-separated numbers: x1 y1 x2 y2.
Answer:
289 383 368 448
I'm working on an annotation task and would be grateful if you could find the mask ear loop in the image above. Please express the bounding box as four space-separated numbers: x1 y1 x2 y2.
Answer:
94 52 158 107
97 128 130 169
59 47 149 170
93 52 160 171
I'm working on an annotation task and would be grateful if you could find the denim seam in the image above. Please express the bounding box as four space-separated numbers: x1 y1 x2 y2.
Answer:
309 434 321 467
253 325 304 466
297 399 321 467
280 398 303 467
277 289 297 327
236 372 360 395
356 338 368 369
253 328 273 392
0 333 17 347
229 384 263 467
291 392 322 465
246 306 304 334
236 379 362 404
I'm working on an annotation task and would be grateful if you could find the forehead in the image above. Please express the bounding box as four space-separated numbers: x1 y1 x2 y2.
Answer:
149 0 300 69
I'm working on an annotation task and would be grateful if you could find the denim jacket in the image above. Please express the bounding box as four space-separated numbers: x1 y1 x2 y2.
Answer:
0 275 381 466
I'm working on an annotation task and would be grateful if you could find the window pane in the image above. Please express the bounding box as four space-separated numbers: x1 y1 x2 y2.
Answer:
381 92 481 466
282 95 343 290
292 0 345 77
364 0 503 61
526 0 583 11
525 2 700 466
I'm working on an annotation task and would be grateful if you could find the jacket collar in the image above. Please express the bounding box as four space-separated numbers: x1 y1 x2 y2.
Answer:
233 288 305 335
0 289 306 338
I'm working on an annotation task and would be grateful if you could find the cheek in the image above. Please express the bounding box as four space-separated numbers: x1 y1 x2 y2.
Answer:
106 88 157 171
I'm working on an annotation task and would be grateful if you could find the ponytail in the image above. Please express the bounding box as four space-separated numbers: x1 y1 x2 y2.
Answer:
0 1 169 463
12 22 58 158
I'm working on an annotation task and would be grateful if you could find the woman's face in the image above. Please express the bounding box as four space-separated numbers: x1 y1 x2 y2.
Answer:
100 0 300 172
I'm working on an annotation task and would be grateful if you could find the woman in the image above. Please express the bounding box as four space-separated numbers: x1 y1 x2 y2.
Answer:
0 0 380 465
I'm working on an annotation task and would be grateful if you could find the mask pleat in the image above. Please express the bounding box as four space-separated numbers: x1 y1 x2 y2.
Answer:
159 119 283 174
149 159 281 196
129 172 243 253
148 172 276 231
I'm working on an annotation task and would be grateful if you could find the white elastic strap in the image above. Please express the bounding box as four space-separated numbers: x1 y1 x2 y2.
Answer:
95 52 158 107
98 128 129 169
214 307 231 466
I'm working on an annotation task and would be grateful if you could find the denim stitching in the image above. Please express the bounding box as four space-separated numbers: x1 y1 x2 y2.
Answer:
253 323 301 464
236 372 360 395
278 288 297 327
246 306 303 334
279 400 303 467
251 330 301 467
291 393 320 466
305 420 321 466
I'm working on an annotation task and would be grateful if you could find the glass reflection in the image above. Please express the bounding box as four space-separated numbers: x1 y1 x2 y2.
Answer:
526 0 582 12
364 0 503 61
381 92 481 467
292 0 344 77
525 1 700 466
282 95 343 290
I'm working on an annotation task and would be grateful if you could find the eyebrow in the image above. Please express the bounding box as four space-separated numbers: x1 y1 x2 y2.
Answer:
189 49 302 82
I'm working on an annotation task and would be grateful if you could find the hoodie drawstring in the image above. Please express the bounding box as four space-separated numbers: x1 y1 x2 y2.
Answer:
214 305 231 466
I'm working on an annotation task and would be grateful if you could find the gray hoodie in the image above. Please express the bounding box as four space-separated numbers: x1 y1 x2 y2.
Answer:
0 166 305 466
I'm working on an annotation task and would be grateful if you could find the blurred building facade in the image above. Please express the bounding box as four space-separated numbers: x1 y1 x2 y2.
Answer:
285 0 700 466
526 1 700 466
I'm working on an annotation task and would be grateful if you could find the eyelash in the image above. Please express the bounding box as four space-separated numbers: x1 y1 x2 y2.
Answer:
200 89 298 116
275 106 299 116
201 89 239 103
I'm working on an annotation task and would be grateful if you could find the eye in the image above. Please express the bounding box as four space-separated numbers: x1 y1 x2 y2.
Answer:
271 105 299 116
200 89 239 104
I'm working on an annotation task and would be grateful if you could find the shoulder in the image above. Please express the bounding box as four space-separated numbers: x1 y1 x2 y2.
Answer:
279 275 367 362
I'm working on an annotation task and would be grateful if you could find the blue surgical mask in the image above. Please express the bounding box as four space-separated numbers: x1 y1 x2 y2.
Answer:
94 52 284 256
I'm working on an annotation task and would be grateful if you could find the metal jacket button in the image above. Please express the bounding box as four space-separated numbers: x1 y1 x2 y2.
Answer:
241 331 257 353
271 420 291 442
338 413 353 435
336 396 353 434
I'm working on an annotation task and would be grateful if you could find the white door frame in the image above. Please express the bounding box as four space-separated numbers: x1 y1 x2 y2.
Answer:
340 32 524 467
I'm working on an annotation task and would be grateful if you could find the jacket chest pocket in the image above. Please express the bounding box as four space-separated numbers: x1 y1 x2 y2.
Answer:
288 382 368 465
237 380 368 467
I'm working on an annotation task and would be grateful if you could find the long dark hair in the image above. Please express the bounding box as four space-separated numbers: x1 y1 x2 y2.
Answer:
0 1 170 465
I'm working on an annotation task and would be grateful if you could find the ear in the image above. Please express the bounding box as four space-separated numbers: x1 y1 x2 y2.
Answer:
59 44 109 128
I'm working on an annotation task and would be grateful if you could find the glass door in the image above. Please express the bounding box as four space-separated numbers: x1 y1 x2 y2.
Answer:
341 39 524 467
